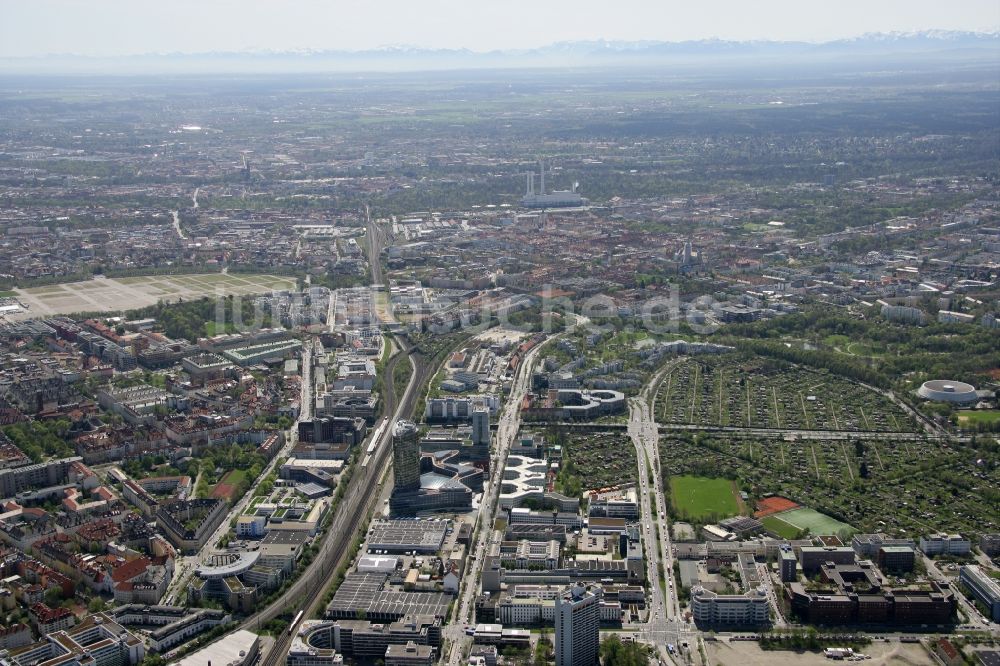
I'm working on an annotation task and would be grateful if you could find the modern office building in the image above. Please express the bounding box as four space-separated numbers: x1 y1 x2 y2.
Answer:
780 547 798 583
981 534 1000 557
384 642 435 666
7 613 145 666
788 563 956 626
690 586 770 627
798 546 856 573
424 395 500 423
878 546 916 573
554 584 599 666
221 339 302 366
959 565 1000 621
181 353 234 383
471 408 490 447
851 533 916 558
393 420 422 492
919 533 971 556
389 422 478 516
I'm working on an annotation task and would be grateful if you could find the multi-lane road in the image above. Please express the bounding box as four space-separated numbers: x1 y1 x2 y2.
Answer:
626 357 694 663
443 335 552 665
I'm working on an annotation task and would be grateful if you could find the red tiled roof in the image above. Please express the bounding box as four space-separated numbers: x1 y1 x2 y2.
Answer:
111 557 151 584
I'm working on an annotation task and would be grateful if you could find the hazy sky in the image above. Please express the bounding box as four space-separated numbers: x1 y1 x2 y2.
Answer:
2 0 998 57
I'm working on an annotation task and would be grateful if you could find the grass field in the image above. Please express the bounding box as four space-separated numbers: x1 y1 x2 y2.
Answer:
211 469 248 503
670 475 740 521
774 507 854 536
761 515 802 539
958 410 1000 425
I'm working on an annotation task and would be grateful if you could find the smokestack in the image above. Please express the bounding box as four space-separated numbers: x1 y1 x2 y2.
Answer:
539 159 545 195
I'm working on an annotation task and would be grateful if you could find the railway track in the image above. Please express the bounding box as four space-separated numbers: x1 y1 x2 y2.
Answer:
229 225 454 665
249 340 428 666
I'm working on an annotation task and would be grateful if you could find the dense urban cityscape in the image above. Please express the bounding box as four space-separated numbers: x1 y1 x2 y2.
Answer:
0 8 998 666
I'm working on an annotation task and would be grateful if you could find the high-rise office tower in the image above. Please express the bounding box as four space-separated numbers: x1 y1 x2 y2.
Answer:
392 420 421 491
555 583 599 666
471 407 490 447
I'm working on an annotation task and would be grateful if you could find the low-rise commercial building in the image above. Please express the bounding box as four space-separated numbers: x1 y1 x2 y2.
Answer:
690 586 770 628
7 613 144 666
798 546 855 573
959 565 1000 622
919 533 971 556
174 629 259 666
110 605 231 653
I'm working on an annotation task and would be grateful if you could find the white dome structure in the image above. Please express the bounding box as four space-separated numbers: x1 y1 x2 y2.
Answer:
917 380 977 404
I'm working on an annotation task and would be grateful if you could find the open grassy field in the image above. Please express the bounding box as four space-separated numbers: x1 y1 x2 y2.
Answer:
670 475 741 521
211 469 248 503
958 410 1000 425
775 507 854 537
761 515 802 539
12 273 296 317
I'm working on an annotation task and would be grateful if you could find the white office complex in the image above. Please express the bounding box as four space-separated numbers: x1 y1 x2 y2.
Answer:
690 585 770 627
959 565 1000 622
918 533 971 556
554 584 599 666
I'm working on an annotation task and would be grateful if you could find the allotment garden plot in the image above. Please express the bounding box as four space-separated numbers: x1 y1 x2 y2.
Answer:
659 432 999 537
655 356 916 432
554 432 638 497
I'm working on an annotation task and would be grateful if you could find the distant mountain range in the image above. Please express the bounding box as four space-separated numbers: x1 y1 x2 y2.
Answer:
3 31 998 75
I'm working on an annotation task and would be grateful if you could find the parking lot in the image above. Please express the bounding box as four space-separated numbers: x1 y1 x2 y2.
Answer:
704 638 935 666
